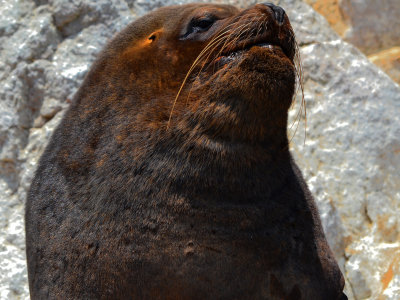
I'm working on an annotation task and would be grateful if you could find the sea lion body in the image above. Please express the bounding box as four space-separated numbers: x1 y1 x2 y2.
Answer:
26 3 346 299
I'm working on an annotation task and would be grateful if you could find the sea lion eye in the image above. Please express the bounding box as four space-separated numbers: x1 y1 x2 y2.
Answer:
192 18 215 31
180 15 217 40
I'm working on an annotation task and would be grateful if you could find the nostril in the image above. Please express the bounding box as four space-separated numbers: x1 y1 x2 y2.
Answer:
261 2 286 25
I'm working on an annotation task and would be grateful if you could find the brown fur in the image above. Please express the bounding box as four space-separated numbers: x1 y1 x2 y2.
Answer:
26 3 347 299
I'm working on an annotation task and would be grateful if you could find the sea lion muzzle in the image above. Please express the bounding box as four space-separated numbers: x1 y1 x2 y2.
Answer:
261 2 286 25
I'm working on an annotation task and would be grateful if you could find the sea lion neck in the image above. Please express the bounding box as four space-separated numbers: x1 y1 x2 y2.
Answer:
140 126 292 203
170 85 293 147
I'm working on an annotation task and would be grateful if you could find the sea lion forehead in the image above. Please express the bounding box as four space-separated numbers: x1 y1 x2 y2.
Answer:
161 3 239 17
151 3 239 33
182 3 239 18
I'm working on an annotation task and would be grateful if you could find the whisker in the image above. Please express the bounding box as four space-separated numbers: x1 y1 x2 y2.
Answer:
181 15 262 119
216 20 255 61
186 23 252 104
166 28 237 129
211 20 253 73
167 14 263 129
288 35 306 145
222 16 260 54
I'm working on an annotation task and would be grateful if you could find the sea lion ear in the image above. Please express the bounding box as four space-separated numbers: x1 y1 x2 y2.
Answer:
148 33 157 42
147 30 163 43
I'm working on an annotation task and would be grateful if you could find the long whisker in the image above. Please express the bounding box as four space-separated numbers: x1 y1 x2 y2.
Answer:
288 36 306 145
255 15 265 38
167 14 265 128
211 19 257 71
166 15 260 129
179 15 262 125
185 22 252 105
184 15 263 116
219 16 259 55
166 31 234 129
215 14 261 59
211 20 254 74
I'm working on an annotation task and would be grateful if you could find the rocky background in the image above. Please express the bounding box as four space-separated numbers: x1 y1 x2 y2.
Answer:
305 0 400 85
0 0 399 299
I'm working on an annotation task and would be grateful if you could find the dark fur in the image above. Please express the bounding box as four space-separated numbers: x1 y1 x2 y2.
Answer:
26 3 346 299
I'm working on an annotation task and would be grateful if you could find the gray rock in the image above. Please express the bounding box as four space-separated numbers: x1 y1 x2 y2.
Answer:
129 0 186 14
0 0 35 37
18 111 65 204
1 6 60 69
291 39 400 299
295 39 400 239
51 0 132 36
0 0 133 298
0 195 29 299
345 235 400 298
340 0 400 55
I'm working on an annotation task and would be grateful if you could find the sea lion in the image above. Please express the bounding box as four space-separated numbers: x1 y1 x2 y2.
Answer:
26 2 347 299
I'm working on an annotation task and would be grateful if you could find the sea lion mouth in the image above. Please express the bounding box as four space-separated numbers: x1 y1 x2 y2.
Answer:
214 43 284 65
212 36 292 67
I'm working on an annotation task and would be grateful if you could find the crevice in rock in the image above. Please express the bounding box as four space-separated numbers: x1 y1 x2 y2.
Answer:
363 202 373 225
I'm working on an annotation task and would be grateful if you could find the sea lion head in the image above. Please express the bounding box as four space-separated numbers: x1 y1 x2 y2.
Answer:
76 2 298 153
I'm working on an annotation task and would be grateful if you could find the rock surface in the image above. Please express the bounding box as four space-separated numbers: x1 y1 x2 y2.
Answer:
304 0 347 36
291 39 400 299
369 47 400 85
0 0 399 299
304 0 400 55
340 0 400 56
304 0 400 85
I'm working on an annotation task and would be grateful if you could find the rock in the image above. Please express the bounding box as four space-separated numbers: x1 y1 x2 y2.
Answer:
0 0 35 37
50 0 132 37
52 23 122 93
276 0 339 45
346 234 400 298
369 47 400 85
304 0 348 36
1 0 400 299
18 111 66 204
340 0 400 56
0 1 132 298
303 0 400 85
1 6 60 69
291 38 400 299
306 0 400 56
127 0 177 14
284 3 400 293
0 194 29 299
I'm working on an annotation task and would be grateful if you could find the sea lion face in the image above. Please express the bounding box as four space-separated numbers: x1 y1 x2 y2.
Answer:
86 3 298 144
175 3 298 143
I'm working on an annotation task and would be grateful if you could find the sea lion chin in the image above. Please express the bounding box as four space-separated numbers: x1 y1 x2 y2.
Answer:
26 3 347 300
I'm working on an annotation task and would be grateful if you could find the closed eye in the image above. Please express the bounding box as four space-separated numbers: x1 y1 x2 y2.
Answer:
192 18 215 32
180 16 217 39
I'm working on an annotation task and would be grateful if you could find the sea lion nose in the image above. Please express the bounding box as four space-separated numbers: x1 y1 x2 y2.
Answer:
261 2 286 25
